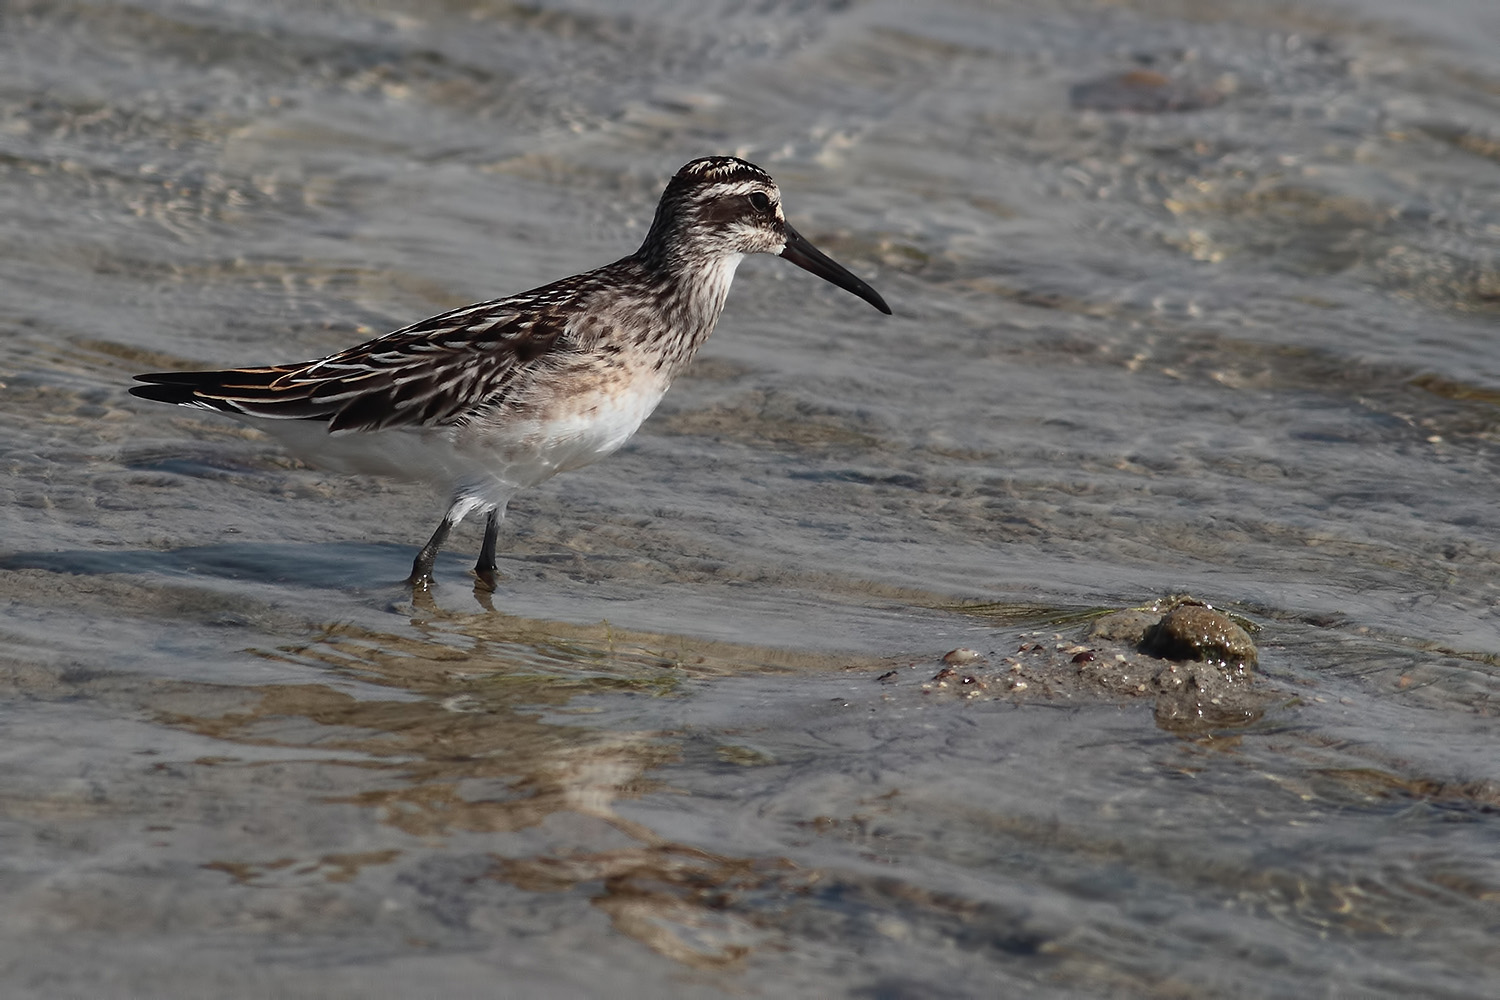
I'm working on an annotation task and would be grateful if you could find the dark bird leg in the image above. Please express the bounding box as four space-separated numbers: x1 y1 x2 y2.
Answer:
474 507 502 591
408 503 462 589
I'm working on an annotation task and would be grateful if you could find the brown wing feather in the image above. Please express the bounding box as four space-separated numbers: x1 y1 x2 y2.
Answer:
130 271 604 432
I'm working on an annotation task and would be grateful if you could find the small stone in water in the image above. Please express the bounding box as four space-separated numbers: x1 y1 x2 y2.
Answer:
1142 604 1257 671
1069 68 1226 113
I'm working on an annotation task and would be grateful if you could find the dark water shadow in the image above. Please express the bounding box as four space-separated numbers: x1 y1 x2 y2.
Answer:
0 542 436 590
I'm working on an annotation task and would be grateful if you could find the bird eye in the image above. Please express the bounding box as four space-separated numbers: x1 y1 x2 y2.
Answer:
748 192 772 213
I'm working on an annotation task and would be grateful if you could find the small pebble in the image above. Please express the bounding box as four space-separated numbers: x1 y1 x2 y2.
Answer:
1141 604 1257 670
1069 69 1226 113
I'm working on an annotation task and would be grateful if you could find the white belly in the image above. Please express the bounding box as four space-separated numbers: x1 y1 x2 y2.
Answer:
242 379 668 508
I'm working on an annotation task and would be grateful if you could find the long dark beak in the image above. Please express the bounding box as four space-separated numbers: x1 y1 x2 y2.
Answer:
779 222 892 315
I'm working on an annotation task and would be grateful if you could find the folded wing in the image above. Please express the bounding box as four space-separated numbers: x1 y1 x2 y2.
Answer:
131 290 579 434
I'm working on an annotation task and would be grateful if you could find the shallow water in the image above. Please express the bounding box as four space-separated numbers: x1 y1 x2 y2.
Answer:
2 0 1499 996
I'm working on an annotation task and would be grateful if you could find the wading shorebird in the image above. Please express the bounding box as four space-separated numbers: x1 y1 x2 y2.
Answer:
131 156 891 589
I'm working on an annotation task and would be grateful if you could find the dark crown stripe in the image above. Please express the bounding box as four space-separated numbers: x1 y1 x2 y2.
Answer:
675 156 773 186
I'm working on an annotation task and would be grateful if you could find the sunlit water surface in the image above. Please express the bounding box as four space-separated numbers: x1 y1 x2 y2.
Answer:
2 0 1499 996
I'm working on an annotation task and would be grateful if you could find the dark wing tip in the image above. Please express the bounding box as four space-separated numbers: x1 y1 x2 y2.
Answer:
128 368 294 411
129 375 202 405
